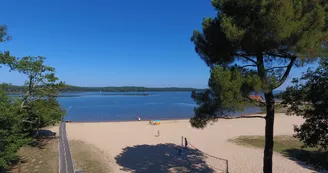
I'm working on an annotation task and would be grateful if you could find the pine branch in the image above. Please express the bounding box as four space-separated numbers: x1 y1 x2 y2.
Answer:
267 65 289 71
275 57 297 89
240 64 257 68
234 53 258 64
265 52 296 59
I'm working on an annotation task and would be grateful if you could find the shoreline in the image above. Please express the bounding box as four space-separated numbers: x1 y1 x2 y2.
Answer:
65 117 191 123
64 112 263 123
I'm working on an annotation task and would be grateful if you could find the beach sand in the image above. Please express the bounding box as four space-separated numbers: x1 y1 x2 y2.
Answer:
55 114 317 173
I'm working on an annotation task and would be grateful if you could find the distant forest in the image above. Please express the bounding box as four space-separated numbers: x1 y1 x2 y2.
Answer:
1 84 202 93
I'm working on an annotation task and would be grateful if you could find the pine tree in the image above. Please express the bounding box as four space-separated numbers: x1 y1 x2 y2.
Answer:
191 1 328 172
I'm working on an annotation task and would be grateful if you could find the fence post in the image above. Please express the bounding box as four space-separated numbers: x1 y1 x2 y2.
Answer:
181 136 184 147
226 160 229 173
18 161 21 173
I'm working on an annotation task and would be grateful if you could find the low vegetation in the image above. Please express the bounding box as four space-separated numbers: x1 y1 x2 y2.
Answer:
10 137 58 173
231 136 328 171
70 140 112 173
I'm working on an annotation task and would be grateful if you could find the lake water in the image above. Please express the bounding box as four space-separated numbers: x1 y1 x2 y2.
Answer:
58 92 262 122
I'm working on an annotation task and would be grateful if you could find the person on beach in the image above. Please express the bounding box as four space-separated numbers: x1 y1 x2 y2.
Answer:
179 138 188 156
184 138 188 148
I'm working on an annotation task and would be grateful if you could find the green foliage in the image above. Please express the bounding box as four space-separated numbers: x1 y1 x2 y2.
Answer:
282 59 328 151
16 56 55 78
16 56 65 97
0 89 28 172
0 25 10 42
204 0 328 59
0 51 16 70
20 99 65 133
191 67 261 128
0 25 15 70
16 56 65 132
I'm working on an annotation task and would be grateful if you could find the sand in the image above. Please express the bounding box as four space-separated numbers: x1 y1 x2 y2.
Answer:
59 114 319 173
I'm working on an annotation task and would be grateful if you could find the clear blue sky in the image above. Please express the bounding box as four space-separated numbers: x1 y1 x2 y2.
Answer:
0 0 317 89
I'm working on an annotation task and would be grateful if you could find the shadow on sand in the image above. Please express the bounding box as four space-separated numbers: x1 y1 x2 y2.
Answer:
283 148 328 171
115 143 216 173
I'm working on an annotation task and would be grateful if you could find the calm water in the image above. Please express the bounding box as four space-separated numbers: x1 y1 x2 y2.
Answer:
58 92 261 122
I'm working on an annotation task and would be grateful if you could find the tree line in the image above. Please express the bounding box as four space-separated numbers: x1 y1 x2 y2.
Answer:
2 85 201 93
0 26 64 172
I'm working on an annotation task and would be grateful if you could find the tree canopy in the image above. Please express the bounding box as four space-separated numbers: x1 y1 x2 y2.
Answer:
282 59 328 151
0 25 15 70
191 0 328 127
16 56 65 133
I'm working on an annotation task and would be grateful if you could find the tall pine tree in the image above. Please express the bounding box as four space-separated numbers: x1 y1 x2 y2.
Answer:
190 1 328 172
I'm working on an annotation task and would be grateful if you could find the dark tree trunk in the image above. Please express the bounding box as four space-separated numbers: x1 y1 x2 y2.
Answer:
256 52 279 173
263 91 275 173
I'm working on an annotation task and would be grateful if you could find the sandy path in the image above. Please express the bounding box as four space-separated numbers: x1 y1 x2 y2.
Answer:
64 114 317 173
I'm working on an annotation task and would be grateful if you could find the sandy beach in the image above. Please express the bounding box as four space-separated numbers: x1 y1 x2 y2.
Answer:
55 114 318 173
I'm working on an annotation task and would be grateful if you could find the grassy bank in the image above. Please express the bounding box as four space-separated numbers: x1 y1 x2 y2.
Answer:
260 104 288 114
70 140 112 173
10 138 58 173
230 135 328 171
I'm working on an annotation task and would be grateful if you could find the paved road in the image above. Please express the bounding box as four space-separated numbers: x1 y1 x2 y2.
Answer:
59 121 75 173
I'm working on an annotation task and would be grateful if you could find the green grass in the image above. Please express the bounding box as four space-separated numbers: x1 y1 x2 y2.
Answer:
259 104 288 114
70 140 112 173
231 136 328 171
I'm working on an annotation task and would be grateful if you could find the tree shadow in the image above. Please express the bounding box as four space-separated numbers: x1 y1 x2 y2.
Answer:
28 130 57 149
32 129 57 138
283 148 328 172
115 143 217 173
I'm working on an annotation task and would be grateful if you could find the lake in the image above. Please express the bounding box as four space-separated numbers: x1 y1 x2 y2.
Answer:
58 92 262 122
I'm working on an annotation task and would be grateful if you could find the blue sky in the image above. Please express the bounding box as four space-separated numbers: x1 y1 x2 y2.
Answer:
0 0 317 89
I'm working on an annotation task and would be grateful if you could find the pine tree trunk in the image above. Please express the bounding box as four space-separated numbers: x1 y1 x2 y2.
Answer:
263 91 275 173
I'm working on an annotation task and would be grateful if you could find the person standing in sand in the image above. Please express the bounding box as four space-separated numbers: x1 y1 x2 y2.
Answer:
184 138 188 148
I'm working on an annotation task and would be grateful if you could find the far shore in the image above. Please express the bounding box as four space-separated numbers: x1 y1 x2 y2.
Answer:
7 93 154 97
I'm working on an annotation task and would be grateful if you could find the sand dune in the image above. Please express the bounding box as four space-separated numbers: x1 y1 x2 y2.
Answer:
61 114 317 173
